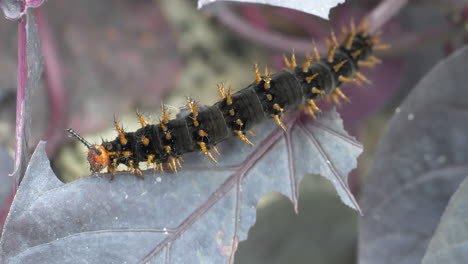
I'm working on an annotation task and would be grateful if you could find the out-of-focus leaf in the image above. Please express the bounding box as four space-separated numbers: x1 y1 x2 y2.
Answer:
197 0 345 20
0 147 14 235
0 0 21 20
0 108 361 263
46 0 180 138
0 148 14 211
1 0 45 20
12 9 43 184
235 174 357 264
359 46 468 264
422 176 468 264
338 58 403 130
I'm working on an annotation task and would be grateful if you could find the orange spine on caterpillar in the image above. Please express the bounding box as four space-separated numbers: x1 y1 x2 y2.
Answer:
67 18 388 179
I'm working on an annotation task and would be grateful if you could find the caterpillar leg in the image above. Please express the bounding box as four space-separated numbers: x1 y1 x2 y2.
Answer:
327 88 350 105
301 105 316 119
329 94 341 105
334 88 349 102
107 158 118 180
272 104 286 131
176 157 183 168
129 160 144 179
107 166 117 181
167 156 179 172
272 114 286 131
212 147 221 156
154 163 164 173
197 141 218 163
146 154 155 170
134 168 143 179
301 99 321 119
235 130 254 146
307 99 321 112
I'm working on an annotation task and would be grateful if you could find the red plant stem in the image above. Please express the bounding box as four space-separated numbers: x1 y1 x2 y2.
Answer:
240 6 269 30
35 8 68 155
273 8 328 37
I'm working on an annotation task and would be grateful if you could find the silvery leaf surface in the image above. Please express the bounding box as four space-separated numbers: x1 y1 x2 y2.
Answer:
1 109 361 263
197 0 344 19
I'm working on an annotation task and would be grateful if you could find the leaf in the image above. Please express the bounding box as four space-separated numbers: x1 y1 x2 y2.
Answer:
0 148 14 210
422 175 468 264
1 0 45 20
0 108 361 263
359 46 468 264
0 148 15 236
197 0 345 20
11 9 43 184
0 0 21 20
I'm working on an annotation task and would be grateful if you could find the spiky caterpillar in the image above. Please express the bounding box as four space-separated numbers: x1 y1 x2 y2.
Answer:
67 19 387 178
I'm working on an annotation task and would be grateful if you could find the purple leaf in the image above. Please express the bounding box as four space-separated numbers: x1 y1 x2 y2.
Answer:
198 0 345 20
12 9 43 184
359 46 468 264
0 108 361 263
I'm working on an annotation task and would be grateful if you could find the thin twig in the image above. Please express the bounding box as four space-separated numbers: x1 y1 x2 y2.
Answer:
213 4 326 53
367 0 408 33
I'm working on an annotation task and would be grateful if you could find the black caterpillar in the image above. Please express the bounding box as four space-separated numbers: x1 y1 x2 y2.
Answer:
67 19 387 178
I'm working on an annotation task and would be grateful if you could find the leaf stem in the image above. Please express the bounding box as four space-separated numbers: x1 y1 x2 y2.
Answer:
11 7 28 183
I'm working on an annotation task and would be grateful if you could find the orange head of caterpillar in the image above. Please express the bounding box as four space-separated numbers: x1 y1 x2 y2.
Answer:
66 128 110 173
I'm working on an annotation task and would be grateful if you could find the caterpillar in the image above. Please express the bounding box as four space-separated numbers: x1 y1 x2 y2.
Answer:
66 19 387 179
